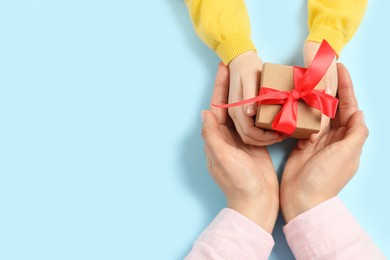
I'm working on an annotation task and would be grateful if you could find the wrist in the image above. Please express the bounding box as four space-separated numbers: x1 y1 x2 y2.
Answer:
281 191 332 223
216 33 256 65
228 194 278 234
281 200 309 223
229 50 258 69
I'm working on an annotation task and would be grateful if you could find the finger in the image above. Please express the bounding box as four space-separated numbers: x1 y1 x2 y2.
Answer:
324 59 338 96
201 110 230 155
308 114 331 142
230 110 282 145
337 63 359 126
309 59 337 142
225 112 235 128
342 110 369 151
296 138 312 150
241 69 261 116
210 63 230 125
331 109 341 129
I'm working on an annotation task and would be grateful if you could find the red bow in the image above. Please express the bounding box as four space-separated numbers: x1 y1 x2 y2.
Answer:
213 40 339 135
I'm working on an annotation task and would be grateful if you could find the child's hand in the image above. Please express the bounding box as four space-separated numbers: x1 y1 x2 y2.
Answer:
304 41 338 142
228 51 283 146
280 64 368 222
202 63 279 233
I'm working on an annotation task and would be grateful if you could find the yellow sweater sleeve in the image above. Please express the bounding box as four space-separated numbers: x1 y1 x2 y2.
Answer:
185 0 256 64
307 0 368 56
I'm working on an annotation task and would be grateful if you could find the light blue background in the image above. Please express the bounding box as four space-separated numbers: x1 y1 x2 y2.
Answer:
0 0 389 259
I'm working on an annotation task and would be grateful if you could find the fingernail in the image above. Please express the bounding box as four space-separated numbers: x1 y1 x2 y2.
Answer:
201 110 206 123
246 105 255 115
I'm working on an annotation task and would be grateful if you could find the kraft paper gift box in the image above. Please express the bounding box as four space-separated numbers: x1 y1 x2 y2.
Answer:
255 63 327 139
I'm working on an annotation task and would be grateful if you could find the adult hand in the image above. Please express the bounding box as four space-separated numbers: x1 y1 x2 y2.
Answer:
201 63 279 233
281 63 369 222
304 41 338 141
228 51 283 146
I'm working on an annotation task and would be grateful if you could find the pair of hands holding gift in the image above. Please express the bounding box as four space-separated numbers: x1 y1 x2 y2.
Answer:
201 59 368 231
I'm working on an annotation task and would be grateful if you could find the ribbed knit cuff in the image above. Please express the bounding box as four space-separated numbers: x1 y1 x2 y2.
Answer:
216 33 256 65
306 24 347 57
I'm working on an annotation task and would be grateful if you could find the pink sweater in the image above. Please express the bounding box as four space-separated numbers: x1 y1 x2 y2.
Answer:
185 197 385 259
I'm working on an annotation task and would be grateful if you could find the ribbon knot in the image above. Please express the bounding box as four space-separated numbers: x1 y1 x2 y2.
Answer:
290 89 300 100
212 40 339 136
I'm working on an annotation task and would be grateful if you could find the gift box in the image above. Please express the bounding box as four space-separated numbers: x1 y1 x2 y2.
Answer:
255 63 326 139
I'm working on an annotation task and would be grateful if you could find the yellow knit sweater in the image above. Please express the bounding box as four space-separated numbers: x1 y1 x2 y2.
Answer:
185 0 367 64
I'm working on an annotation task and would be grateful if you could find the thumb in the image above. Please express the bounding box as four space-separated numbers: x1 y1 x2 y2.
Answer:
201 110 229 154
343 111 369 151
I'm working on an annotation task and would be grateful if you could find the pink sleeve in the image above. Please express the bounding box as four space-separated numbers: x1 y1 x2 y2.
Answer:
185 208 274 260
283 196 385 260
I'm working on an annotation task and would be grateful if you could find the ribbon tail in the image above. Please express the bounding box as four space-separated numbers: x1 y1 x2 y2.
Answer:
212 96 263 108
212 88 290 108
271 96 298 135
302 90 339 118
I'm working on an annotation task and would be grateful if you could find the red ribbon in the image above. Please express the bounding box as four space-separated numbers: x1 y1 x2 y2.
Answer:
213 40 339 135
